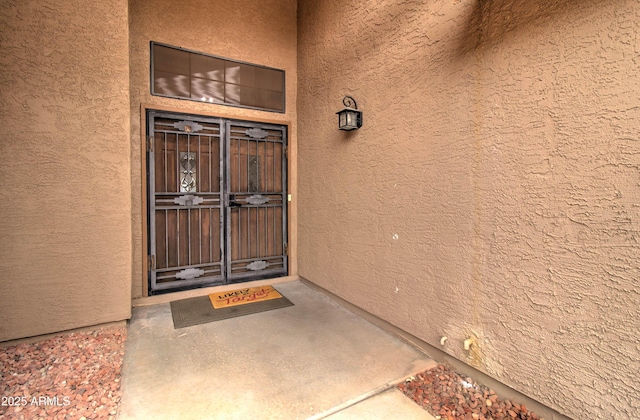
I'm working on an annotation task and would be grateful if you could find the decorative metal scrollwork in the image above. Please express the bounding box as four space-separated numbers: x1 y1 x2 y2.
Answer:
180 152 197 192
342 95 358 109
176 268 205 280
246 127 269 139
246 260 269 271
246 195 269 205
174 194 204 206
173 120 204 133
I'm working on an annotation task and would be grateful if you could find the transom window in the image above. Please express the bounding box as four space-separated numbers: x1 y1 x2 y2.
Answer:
151 42 285 113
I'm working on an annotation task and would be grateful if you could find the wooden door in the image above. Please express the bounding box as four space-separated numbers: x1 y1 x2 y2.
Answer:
148 114 225 292
147 112 287 293
226 122 288 283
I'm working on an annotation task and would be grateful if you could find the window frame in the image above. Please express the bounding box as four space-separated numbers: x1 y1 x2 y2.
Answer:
150 41 286 114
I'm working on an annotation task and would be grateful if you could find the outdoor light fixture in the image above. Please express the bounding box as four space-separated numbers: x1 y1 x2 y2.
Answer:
336 96 362 131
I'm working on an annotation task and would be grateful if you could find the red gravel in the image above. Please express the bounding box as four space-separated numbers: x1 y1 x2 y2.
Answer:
398 364 542 420
0 327 126 420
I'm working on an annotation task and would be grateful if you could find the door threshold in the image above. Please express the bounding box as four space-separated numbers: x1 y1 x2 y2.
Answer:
132 275 299 307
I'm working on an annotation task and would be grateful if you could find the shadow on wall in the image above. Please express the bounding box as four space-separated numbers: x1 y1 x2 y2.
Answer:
457 0 603 56
301 0 604 78
318 0 603 53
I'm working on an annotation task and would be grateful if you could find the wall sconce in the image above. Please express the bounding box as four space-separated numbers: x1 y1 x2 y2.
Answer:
336 96 362 131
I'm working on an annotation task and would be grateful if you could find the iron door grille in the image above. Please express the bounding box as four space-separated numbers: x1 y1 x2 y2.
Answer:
147 112 288 292
148 113 225 291
226 121 288 282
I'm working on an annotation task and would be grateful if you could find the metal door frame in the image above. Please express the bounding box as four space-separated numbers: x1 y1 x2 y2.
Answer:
147 110 288 294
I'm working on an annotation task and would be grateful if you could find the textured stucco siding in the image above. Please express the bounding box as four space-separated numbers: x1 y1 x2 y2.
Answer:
297 1 640 419
0 1 131 341
129 0 297 298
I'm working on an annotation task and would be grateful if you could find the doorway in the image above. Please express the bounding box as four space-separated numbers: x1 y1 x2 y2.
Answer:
147 111 288 293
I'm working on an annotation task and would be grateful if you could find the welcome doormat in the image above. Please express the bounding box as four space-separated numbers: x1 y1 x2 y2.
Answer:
170 286 293 329
209 285 283 309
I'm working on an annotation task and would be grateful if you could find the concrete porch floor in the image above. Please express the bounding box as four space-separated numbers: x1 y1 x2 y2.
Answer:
118 280 438 419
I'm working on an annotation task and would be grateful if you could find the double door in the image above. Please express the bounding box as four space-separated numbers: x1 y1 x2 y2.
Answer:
147 111 287 293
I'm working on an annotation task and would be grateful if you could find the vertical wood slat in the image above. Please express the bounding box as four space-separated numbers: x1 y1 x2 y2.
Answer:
155 210 166 269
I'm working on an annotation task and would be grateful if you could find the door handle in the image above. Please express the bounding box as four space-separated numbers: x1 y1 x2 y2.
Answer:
229 200 242 208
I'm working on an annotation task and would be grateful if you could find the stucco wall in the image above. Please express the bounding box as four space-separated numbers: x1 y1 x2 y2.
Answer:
297 1 640 419
0 1 131 341
129 0 298 298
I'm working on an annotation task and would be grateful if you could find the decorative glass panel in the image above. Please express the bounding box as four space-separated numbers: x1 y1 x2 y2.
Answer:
248 155 260 193
180 152 197 193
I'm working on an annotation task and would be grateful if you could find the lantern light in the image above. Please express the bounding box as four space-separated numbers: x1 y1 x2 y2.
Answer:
336 96 362 131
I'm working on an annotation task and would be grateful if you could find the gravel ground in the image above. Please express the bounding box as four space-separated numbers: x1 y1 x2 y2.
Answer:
0 327 126 420
398 364 542 420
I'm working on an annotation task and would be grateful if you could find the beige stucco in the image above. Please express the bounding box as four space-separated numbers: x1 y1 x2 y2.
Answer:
297 1 640 419
0 0 132 341
128 0 298 298
2 1 639 418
